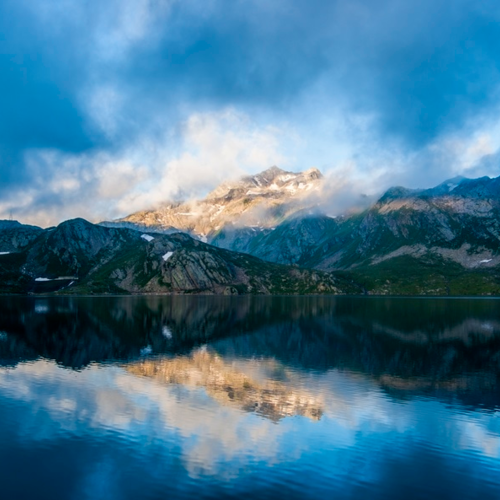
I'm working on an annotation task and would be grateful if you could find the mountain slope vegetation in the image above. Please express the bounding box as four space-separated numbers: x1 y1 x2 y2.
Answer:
0 218 360 295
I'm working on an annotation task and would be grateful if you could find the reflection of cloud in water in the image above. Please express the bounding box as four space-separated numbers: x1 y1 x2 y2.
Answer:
460 420 500 459
112 371 288 478
0 357 499 480
0 360 290 477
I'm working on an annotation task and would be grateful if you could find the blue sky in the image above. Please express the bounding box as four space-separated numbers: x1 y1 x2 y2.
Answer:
2 0 500 225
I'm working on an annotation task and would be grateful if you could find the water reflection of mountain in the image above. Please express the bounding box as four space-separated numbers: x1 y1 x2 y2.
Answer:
127 349 323 422
211 320 500 408
0 296 302 367
1 296 499 406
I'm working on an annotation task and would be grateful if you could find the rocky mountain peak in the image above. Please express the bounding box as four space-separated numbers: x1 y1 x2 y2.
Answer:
252 165 288 182
246 165 322 186
420 176 468 196
42 217 128 260
119 166 324 237
303 167 322 180
0 220 23 230
375 174 500 206
54 218 108 241
207 166 321 200
0 219 44 252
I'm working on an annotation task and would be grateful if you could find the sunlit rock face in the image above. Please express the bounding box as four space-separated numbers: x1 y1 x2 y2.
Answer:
114 170 500 270
111 166 324 240
127 349 323 422
4 170 500 295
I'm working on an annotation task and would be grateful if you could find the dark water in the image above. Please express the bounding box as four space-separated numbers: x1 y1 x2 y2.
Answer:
1 296 500 500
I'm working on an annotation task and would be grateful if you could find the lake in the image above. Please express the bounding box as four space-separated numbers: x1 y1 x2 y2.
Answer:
0 296 500 499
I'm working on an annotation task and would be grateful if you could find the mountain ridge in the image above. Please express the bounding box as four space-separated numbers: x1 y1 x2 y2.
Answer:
0 217 361 295
105 166 324 240
2 168 500 296
205 170 500 271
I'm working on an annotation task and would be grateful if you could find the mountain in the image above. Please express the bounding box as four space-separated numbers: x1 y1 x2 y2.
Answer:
0 218 361 295
0 220 43 253
208 174 500 294
235 174 500 270
102 167 500 295
106 166 323 240
3 169 500 296
114 167 500 271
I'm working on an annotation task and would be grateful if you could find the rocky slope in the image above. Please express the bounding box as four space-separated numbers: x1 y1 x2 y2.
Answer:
3 170 500 295
0 220 43 253
105 166 323 240
0 218 361 295
114 167 500 268
212 175 500 269
206 174 500 294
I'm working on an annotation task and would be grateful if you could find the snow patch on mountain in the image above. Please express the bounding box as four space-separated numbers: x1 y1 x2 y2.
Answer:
162 252 174 261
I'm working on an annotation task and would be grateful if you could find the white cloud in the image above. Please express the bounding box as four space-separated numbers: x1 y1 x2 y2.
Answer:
0 109 290 226
91 0 173 62
24 0 174 61
302 101 500 203
0 356 498 481
116 109 290 213
4 83 500 227
84 85 126 138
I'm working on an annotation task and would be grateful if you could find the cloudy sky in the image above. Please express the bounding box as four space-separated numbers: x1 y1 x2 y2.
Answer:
2 0 500 226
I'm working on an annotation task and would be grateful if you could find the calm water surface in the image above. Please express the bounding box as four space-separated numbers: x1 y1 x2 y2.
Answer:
1 296 500 499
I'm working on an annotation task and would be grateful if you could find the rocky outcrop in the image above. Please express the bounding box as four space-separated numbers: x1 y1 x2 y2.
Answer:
4 170 500 295
24 218 141 279
114 168 500 282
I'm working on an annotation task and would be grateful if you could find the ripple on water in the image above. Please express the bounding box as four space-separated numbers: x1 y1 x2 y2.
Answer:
0 296 500 499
